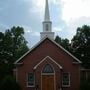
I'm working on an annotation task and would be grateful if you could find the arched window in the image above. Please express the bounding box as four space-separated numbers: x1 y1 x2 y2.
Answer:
42 64 54 73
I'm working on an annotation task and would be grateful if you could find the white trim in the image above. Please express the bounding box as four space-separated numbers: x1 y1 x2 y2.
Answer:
72 62 81 64
14 37 48 64
42 73 54 75
13 68 17 81
33 56 62 70
50 38 81 64
80 69 90 71
62 72 70 87
16 63 23 65
15 37 81 64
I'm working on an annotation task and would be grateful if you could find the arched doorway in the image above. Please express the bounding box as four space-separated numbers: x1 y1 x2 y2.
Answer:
41 64 55 90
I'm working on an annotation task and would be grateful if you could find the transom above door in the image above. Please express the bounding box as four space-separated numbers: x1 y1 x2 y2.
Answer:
42 64 55 90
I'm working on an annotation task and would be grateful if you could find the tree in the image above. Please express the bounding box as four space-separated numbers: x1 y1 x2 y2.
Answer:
0 26 29 85
80 78 90 90
55 35 61 45
71 25 90 68
0 32 5 63
0 26 29 64
55 35 70 51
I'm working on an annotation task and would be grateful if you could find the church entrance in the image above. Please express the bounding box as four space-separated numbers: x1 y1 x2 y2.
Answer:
41 64 55 90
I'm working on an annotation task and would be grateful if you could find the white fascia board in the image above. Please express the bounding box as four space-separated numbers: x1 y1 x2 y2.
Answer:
49 38 82 64
14 37 49 64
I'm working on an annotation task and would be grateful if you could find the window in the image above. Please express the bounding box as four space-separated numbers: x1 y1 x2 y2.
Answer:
42 64 54 74
62 73 70 87
27 73 35 87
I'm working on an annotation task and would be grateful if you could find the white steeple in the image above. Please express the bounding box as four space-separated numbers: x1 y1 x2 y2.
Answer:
44 0 50 21
40 0 54 40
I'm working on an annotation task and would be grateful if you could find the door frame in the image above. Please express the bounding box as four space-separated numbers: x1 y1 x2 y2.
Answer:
41 64 56 90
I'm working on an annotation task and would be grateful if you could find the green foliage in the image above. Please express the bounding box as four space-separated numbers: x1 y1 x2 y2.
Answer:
0 26 29 64
0 26 29 89
80 78 90 90
0 75 21 90
55 25 90 69
72 25 90 48
55 35 70 51
71 25 90 68
55 35 61 45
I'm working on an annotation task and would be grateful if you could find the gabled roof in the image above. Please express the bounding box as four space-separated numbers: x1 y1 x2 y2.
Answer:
15 37 82 64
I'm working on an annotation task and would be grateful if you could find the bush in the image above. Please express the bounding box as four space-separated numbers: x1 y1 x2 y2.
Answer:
0 75 21 90
80 78 90 90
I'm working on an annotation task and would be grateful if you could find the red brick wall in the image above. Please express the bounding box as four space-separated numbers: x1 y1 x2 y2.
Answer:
16 39 80 90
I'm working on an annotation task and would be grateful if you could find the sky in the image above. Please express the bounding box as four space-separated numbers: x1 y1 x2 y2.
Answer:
0 0 90 48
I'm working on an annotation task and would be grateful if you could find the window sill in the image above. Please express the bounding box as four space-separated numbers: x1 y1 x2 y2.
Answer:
62 85 70 87
27 85 35 87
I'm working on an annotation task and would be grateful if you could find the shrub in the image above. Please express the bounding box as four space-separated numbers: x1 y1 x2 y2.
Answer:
0 75 21 90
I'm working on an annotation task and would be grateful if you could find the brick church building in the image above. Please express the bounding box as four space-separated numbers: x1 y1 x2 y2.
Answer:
14 0 81 90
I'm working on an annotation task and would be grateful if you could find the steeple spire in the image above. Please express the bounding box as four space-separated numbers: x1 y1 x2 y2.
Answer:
40 0 54 40
44 0 50 21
